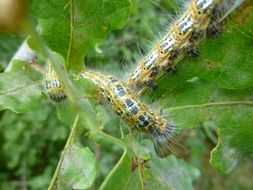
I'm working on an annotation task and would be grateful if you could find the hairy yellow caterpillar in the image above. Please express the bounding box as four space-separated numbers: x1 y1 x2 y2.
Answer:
43 0 243 156
45 64 66 102
126 0 244 91
79 70 175 157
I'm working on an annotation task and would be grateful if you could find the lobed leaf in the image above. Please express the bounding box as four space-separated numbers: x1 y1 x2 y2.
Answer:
99 140 199 190
161 80 253 173
31 0 132 70
145 0 253 173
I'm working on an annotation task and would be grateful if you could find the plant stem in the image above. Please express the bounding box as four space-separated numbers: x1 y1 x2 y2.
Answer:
98 131 126 149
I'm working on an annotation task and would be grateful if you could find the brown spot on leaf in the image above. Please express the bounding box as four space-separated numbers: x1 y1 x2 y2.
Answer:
203 60 218 69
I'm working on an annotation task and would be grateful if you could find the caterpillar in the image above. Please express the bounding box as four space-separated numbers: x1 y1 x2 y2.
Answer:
44 64 175 157
126 0 244 91
44 0 243 100
79 70 175 158
45 63 66 102
8 40 63 102
43 0 244 156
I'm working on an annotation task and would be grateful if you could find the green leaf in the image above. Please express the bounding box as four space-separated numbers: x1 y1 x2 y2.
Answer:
31 0 132 70
56 145 97 190
99 135 199 190
147 155 200 190
99 147 132 190
156 1 253 91
145 1 253 173
123 155 200 190
210 108 253 173
0 34 23 68
49 115 98 190
125 136 151 161
0 60 43 113
187 1 253 89
56 102 78 126
162 79 253 173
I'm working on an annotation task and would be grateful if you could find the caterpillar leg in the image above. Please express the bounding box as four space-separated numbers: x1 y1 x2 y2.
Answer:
189 47 199 57
183 42 199 57
189 30 204 42
150 66 159 77
163 63 176 74
168 48 180 60
146 80 158 90
207 22 222 35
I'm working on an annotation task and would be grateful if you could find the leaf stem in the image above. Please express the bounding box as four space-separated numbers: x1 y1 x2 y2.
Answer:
99 147 128 190
98 131 126 149
165 101 253 112
48 114 80 190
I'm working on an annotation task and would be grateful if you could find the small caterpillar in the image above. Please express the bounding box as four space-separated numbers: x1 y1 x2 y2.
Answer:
79 70 175 157
126 0 244 91
45 64 66 102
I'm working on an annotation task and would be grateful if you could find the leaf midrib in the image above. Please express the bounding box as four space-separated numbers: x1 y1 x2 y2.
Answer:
66 0 74 67
165 101 253 112
0 82 41 96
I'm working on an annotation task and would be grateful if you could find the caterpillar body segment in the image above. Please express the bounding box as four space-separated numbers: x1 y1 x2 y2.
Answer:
79 70 175 157
127 0 242 91
45 64 66 102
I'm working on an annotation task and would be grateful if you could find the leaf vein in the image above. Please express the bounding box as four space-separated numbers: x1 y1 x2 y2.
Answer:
165 101 253 112
66 0 74 67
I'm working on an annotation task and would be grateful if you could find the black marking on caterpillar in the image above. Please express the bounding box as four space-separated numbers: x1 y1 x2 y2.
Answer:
79 70 175 157
45 64 66 102
126 0 244 92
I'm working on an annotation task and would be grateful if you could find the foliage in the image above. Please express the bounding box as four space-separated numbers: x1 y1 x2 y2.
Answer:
0 34 23 69
32 0 131 70
0 0 253 190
